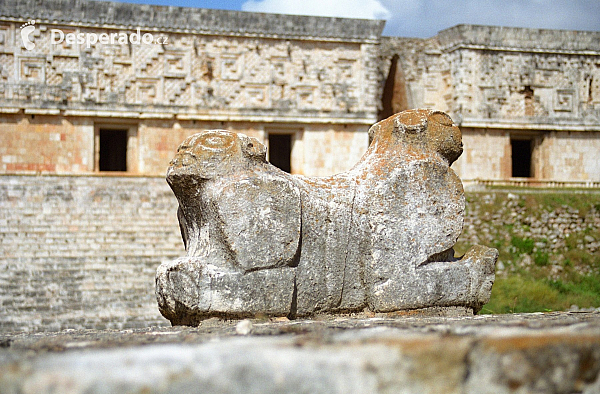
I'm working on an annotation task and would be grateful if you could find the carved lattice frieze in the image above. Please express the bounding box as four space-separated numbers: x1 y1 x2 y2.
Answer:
295 85 316 109
0 54 14 82
50 28 78 55
164 51 188 77
0 20 370 115
466 48 600 119
245 83 269 107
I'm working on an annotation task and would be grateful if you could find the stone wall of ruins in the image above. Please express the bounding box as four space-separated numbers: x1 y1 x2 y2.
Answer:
0 175 179 332
536 131 600 181
0 0 599 180
0 114 367 175
381 26 600 182
0 0 383 176
0 114 94 172
450 128 512 180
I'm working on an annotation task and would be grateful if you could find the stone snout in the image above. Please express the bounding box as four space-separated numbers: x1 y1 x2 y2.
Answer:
156 110 498 326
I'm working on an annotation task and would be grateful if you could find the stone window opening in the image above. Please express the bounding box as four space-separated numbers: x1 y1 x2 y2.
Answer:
268 133 293 173
511 138 533 178
94 125 138 173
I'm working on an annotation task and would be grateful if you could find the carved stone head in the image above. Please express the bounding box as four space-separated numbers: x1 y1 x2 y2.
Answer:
369 109 463 165
167 130 266 179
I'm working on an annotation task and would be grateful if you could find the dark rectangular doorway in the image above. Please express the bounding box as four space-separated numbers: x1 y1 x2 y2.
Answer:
268 133 292 173
99 129 128 171
511 139 532 177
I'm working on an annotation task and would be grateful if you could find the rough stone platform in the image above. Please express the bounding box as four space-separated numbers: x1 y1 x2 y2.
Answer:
1 312 599 394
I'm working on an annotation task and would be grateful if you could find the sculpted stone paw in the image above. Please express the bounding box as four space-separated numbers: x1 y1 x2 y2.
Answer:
461 245 500 312
156 257 296 325
155 109 498 325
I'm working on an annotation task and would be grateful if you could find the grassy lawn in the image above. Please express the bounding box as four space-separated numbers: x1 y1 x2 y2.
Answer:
481 274 600 314
456 189 600 314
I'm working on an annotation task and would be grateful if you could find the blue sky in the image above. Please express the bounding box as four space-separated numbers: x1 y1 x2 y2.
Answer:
99 0 600 38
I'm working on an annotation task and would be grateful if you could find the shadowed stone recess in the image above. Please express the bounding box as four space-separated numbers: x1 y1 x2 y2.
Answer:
156 109 498 324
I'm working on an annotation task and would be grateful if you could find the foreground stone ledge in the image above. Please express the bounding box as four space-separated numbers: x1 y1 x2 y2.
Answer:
1 312 599 394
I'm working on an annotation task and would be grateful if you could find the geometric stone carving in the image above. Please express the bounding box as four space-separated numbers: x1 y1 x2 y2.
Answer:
19 57 45 82
0 20 373 116
156 109 498 325
555 90 574 112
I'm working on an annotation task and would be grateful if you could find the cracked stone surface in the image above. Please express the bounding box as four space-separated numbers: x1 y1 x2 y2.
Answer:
156 109 498 325
1 312 599 394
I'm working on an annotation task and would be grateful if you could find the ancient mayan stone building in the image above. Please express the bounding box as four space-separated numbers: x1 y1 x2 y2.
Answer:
0 0 599 183
381 27 600 184
0 0 382 177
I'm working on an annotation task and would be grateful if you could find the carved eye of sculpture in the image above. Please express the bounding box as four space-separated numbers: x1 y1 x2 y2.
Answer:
395 110 428 134
195 130 236 152
429 112 454 127
177 134 199 153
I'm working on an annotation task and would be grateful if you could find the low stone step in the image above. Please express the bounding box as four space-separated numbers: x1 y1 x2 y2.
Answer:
0 312 598 394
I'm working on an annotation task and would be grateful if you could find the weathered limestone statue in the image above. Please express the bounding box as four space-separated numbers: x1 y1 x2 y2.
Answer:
156 109 498 325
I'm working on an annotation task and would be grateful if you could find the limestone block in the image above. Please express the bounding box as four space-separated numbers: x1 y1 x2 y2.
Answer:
156 109 498 324
2 313 600 394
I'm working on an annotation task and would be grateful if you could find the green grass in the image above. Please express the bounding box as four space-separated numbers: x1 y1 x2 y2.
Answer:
481 275 600 314
511 236 534 254
548 275 600 300
533 251 549 266
462 190 600 314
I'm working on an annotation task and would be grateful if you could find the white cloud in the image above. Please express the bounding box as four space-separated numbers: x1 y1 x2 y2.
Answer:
241 0 391 20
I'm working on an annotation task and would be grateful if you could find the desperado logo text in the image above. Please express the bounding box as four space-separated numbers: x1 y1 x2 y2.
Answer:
50 28 168 49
